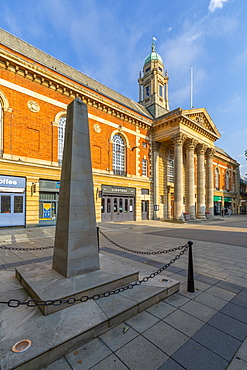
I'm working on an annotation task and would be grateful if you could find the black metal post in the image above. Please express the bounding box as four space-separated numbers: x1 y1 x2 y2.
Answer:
187 241 195 293
97 226 100 253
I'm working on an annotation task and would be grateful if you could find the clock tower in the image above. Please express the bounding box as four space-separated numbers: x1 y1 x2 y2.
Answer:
138 39 170 118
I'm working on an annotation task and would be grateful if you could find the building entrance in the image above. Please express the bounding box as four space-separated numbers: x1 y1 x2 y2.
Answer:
101 196 135 222
141 200 149 220
101 185 136 222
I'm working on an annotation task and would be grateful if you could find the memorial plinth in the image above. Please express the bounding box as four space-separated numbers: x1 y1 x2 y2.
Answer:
16 98 140 316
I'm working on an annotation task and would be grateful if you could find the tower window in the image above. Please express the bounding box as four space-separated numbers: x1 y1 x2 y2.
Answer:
145 67 150 73
145 86 150 98
159 85 163 97
159 67 163 72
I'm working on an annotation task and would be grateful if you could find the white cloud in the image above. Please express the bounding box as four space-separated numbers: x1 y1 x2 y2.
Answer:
208 0 228 13
187 33 202 45
167 27 173 32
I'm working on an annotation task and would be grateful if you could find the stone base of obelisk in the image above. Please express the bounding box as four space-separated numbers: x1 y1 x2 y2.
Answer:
16 256 139 316
0 255 179 370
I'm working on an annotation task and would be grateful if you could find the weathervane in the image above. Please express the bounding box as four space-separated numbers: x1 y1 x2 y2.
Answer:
152 36 157 51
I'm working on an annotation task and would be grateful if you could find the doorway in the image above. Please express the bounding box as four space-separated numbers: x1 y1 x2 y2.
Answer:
101 196 135 222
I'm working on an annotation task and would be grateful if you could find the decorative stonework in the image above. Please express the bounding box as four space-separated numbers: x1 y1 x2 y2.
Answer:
206 147 215 157
27 100 40 112
93 123 101 133
152 141 161 152
171 132 187 146
185 138 198 151
196 143 207 155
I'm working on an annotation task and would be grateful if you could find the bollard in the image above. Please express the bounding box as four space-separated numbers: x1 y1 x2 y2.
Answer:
187 241 195 293
97 227 100 253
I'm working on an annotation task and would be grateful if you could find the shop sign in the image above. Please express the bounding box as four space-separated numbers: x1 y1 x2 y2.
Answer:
43 203 51 218
214 196 222 202
224 197 232 202
141 189 149 195
0 176 26 189
102 185 136 196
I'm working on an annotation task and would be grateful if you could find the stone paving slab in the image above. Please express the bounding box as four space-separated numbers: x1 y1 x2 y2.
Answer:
208 312 247 341
172 338 228 370
115 335 168 370
192 324 241 361
142 321 189 356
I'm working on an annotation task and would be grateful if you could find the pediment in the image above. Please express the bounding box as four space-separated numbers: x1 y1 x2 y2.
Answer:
182 108 221 139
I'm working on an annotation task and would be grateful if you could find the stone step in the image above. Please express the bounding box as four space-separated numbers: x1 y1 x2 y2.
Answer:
0 256 179 370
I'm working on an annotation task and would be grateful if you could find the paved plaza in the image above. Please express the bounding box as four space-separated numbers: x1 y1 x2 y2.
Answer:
0 216 247 369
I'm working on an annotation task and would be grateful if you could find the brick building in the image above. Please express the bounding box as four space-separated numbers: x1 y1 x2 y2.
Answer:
0 29 240 227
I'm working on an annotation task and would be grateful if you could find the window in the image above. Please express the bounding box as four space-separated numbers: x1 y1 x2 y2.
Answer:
159 85 163 97
145 85 150 98
167 149 174 183
14 196 23 213
215 168 219 190
145 67 150 73
159 67 163 72
226 171 229 191
1 195 11 213
58 116 66 165
142 159 148 177
113 134 125 176
0 100 2 157
142 142 147 148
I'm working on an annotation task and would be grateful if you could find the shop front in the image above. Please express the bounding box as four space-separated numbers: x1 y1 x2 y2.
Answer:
0 175 26 227
224 197 232 214
39 180 60 226
214 196 222 215
101 185 136 222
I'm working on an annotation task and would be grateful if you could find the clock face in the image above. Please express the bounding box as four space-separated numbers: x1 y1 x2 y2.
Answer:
93 123 101 133
27 100 40 112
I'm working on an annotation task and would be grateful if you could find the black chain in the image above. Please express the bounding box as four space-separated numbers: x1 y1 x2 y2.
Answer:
99 229 186 255
0 245 53 251
0 244 188 307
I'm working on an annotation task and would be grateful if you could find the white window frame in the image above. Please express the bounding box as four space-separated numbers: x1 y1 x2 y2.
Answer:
58 116 66 165
113 134 125 176
215 168 219 189
167 149 174 183
142 159 148 177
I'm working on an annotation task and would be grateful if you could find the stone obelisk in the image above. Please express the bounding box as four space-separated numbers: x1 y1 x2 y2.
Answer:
52 98 100 278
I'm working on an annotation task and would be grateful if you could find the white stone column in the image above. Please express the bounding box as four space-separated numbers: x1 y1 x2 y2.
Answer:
185 139 197 220
206 147 215 217
196 143 206 219
153 141 161 219
172 133 186 221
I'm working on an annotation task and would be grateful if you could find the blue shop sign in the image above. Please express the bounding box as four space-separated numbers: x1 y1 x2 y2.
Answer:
0 176 26 188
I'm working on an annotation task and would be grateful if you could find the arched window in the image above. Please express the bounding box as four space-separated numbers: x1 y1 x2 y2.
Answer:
113 134 125 176
167 148 174 183
0 100 2 157
215 168 219 190
226 171 229 191
58 116 66 165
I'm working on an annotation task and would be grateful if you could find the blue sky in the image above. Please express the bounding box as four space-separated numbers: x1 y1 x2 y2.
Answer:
1 0 247 175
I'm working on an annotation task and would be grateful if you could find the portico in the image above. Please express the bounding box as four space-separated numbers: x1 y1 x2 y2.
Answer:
151 108 221 221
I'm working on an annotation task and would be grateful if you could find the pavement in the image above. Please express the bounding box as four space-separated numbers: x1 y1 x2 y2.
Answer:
0 215 247 370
